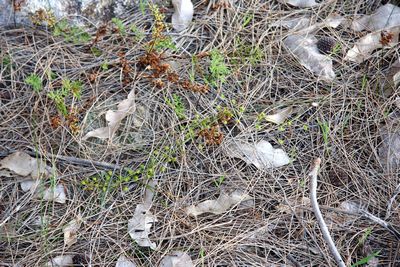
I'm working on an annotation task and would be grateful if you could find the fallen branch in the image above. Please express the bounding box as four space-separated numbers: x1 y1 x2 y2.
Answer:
309 158 346 267
3 147 122 170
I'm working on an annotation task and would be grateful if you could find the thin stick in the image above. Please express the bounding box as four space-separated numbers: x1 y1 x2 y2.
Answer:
386 183 400 219
309 158 346 267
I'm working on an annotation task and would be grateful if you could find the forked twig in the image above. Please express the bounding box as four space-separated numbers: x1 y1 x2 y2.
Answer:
309 158 346 267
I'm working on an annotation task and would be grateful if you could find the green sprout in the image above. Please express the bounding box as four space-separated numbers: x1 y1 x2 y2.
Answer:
25 73 43 93
112 18 126 36
208 49 230 86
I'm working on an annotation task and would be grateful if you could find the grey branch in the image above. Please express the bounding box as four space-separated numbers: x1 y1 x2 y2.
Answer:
309 158 346 267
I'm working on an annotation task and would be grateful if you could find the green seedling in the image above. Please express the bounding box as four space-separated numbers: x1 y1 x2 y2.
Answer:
361 75 368 91
1 54 11 70
154 36 176 51
213 176 225 187
101 62 109 70
53 19 91 44
130 24 145 42
90 47 103 57
242 13 254 27
351 251 380 267
112 18 126 36
25 73 43 92
331 43 341 55
165 94 186 120
62 78 82 99
208 49 230 86
47 88 68 116
317 118 330 145
357 227 372 246
139 0 147 14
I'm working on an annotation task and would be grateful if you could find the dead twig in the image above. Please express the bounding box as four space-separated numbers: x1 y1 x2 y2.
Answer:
309 158 346 267
3 147 122 170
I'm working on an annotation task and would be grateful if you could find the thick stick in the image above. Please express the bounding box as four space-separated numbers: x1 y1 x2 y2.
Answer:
3 147 123 170
309 158 346 267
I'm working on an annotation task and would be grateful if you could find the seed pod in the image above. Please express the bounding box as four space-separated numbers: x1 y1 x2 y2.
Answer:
317 37 337 55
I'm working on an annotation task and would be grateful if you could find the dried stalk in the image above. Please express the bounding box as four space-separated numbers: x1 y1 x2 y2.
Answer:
309 158 346 267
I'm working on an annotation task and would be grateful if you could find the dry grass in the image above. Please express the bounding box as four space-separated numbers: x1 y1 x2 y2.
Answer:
1 0 400 266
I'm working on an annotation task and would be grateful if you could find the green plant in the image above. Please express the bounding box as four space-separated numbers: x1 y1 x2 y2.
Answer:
112 18 126 36
255 112 265 130
101 62 109 70
242 13 254 27
139 0 147 14
233 39 263 66
130 24 145 42
357 227 372 246
53 19 91 44
361 75 368 91
62 79 82 99
165 94 186 120
331 42 341 55
25 73 43 92
154 36 176 51
47 88 68 116
351 251 380 267
90 47 103 57
208 49 230 86
1 54 11 68
81 146 177 193
47 78 82 116
317 118 330 145
213 175 225 187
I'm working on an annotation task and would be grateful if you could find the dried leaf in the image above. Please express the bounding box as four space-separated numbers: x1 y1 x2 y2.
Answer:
271 17 311 30
394 71 400 86
116 255 137 267
63 215 82 246
378 126 400 170
284 34 335 81
172 0 194 32
83 90 135 140
265 107 293 125
351 4 400 32
159 251 194 267
226 140 290 169
128 204 157 250
42 184 67 203
45 255 74 267
185 190 252 216
20 180 67 204
277 0 317 8
276 197 310 214
345 26 400 63
20 179 40 192
0 151 51 179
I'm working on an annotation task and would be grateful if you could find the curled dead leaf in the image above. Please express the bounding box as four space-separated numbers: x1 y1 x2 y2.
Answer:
277 0 318 8
116 255 137 267
172 0 194 32
128 204 157 249
284 34 335 81
345 27 400 63
226 139 290 169
159 251 194 267
0 151 51 179
83 89 135 140
351 4 400 32
185 190 252 216
63 215 82 246
265 107 293 125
